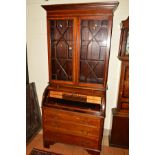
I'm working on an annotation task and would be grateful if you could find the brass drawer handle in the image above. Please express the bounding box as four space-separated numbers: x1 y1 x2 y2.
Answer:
75 117 80 120
81 130 88 135
75 117 88 125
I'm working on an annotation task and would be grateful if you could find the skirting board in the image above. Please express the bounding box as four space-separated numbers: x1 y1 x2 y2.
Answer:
101 129 110 146
103 129 110 136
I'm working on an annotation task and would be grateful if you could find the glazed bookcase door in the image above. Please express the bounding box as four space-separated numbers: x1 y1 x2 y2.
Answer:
78 17 111 88
49 18 75 83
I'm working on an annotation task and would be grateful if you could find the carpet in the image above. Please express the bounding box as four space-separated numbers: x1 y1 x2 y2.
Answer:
30 148 63 155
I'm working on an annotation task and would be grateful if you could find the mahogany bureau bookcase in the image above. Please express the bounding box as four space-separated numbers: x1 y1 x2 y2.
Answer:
41 2 119 155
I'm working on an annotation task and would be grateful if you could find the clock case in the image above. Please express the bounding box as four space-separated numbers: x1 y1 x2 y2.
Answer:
109 17 129 148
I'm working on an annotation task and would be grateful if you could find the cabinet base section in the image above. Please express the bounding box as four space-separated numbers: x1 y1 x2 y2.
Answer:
109 108 129 149
42 105 104 155
109 135 128 149
43 131 101 149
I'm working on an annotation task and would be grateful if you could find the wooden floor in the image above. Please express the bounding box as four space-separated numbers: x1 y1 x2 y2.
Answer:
26 132 129 155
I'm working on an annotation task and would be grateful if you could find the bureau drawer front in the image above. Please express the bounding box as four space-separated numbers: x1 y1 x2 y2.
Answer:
43 107 101 127
44 119 99 139
44 130 100 150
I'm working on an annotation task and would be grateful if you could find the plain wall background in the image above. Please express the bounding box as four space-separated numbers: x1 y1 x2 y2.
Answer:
26 0 129 130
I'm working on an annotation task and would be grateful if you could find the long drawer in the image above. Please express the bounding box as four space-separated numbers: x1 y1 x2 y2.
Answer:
44 130 100 150
43 107 101 127
44 119 99 139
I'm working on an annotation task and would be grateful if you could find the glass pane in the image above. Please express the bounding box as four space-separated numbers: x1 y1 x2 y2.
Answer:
122 66 129 98
50 20 73 81
79 19 108 84
125 32 129 55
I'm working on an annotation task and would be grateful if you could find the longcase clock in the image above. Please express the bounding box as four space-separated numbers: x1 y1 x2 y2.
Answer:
109 17 129 148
